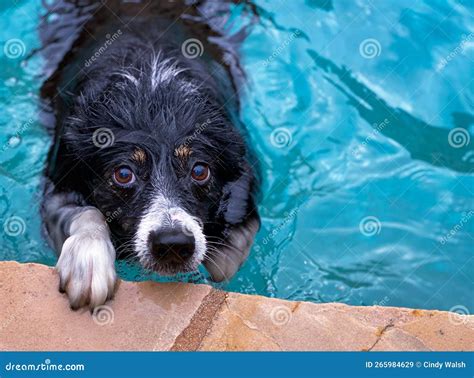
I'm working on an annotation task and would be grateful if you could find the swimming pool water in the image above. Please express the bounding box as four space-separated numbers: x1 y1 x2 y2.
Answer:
0 0 473 312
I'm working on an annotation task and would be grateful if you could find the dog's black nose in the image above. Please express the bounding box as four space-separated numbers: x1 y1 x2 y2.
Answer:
148 226 195 261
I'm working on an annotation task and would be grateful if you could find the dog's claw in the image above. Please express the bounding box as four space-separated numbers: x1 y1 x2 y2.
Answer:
70 303 79 311
58 282 66 293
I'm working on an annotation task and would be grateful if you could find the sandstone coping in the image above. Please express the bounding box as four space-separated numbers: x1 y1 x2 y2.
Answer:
0 261 472 351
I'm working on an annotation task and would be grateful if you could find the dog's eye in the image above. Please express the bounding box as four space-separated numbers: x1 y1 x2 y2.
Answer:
113 166 136 187
191 163 210 183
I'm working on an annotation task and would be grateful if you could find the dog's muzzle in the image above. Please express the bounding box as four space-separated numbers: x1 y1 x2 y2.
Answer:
148 224 195 264
134 194 207 274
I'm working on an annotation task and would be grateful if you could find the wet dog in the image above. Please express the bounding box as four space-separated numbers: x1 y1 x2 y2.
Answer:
41 3 259 309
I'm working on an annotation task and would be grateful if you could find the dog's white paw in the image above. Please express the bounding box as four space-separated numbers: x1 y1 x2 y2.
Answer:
56 210 116 309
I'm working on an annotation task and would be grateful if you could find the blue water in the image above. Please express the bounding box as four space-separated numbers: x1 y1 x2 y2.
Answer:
0 0 473 312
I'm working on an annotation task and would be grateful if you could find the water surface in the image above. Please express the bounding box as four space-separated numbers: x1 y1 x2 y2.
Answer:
0 0 472 312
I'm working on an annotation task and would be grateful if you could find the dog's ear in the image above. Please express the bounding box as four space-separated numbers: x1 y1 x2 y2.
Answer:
204 164 260 282
218 162 257 224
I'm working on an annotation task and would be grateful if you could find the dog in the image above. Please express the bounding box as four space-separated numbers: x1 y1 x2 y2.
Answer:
41 3 260 310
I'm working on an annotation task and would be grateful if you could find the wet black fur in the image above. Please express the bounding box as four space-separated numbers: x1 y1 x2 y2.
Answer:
45 18 260 268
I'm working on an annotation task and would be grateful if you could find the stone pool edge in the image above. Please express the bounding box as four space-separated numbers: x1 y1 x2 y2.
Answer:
0 261 472 351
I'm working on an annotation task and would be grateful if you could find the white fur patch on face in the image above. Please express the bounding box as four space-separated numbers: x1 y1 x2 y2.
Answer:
134 194 206 274
56 209 116 309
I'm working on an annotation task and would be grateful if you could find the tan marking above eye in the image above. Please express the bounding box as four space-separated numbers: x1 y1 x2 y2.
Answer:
174 145 193 160
131 148 146 164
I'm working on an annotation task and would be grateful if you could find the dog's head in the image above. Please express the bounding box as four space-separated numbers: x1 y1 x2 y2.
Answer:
59 49 260 282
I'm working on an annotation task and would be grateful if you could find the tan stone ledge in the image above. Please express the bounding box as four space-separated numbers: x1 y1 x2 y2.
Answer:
0 261 472 351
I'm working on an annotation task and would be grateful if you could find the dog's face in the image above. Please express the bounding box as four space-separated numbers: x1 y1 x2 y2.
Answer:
61 54 259 281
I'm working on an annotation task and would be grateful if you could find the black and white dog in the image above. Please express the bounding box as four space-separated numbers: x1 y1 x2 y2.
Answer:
41 4 259 309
